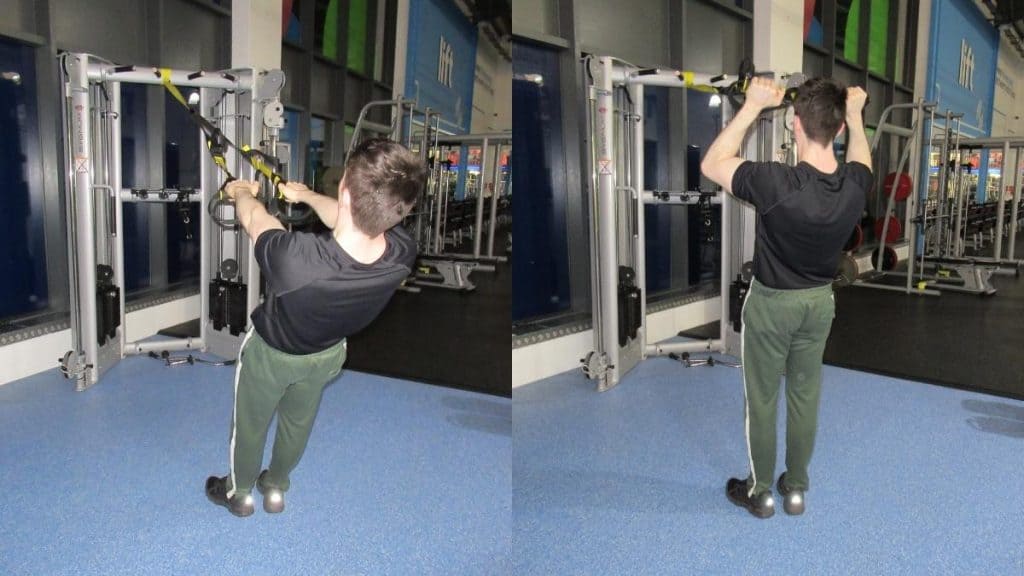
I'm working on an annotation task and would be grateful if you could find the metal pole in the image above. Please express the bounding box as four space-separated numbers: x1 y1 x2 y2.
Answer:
70 56 100 387
486 143 503 257
933 111 952 257
198 88 211 348
86 63 244 90
631 83 646 350
585 77 604 364
60 56 83 381
109 82 126 356
948 115 963 257
125 338 203 354
1011 147 1021 259
595 57 620 389
414 110 434 247
945 117 962 256
995 139 1010 259
472 138 490 258
876 119 917 271
346 99 408 165
920 105 935 272
906 101 926 293
719 101 733 350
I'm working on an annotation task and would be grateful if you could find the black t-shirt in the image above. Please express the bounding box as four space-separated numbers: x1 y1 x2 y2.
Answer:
731 160 870 289
251 226 417 354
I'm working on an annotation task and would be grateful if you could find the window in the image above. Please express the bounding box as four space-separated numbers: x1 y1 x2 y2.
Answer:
0 37 47 320
373 0 388 82
165 91 201 190
315 0 339 60
309 116 327 189
895 0 915 86
868 0 890 77
166 202 200 285
805 0 825 46
121 84 151 292
284 0 303 44
836 0 862 63
512 41 570 322
163 90 201 290
643 87 673 295
686 89 725 286
347 0 368 74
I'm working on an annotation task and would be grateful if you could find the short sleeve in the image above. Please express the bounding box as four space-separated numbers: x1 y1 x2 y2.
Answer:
845 161 874 193
254 229 309 294
731 161 794 214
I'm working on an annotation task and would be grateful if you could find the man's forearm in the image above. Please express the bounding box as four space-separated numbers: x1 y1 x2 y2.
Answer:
845 112 871 168
234 193 269 236
703 105 761 168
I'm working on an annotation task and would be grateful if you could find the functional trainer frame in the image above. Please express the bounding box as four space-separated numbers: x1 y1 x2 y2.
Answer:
581 56 773 392
58 53 286 390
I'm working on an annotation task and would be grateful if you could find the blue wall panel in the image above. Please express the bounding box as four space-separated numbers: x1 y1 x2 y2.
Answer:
403 0 477 134
924 0 999 201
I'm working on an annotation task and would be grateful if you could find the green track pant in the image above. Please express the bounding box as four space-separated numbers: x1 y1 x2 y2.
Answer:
741 278 835 496
226 329 346 498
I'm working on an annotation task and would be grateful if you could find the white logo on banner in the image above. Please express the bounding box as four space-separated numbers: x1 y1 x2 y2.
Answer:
438 36 454 88
959 39 975 91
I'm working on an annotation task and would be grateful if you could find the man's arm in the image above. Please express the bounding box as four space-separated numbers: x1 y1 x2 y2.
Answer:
844 87 871 170
225 181 285 242
700 77 784 193
279 182 339 229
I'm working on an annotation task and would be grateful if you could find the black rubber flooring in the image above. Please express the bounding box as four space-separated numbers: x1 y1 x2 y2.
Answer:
678 239 1024 401
160 231 510 397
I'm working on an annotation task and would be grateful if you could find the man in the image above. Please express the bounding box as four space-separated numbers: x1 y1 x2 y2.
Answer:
701 77 870 518
206 138 426 516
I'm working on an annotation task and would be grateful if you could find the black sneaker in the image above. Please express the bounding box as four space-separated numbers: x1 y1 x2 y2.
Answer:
256 470 285 514
726 477 775 519
205 476 255 517
776 473 805 515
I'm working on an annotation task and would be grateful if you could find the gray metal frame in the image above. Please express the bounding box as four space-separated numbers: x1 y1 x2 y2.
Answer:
583 57 742 392
849 99 944 296
58 53 285 390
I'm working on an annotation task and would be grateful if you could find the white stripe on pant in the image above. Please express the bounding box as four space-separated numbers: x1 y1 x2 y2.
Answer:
740 282 757 498
226 327 256 499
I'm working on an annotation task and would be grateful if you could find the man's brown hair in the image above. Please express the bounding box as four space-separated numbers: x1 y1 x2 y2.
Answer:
342 138 427 236
793 77 847 147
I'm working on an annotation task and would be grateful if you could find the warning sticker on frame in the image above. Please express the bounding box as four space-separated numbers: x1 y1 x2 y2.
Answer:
598 158 613 175
74 156 89 173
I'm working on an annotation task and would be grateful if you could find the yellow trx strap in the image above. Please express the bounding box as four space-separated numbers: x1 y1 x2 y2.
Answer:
677 70 727 95
158 70 288 195
159 69 190 109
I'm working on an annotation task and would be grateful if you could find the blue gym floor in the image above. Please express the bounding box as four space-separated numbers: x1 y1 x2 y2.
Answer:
0 353 511 576
514 357 1024 576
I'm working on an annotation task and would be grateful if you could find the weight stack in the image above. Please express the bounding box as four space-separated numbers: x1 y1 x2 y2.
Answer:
96 285 120 346
210 279 249 336
617 266 642 347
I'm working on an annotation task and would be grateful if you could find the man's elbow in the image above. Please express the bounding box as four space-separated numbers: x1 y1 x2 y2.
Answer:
700 159 723 186
700 159 714 180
